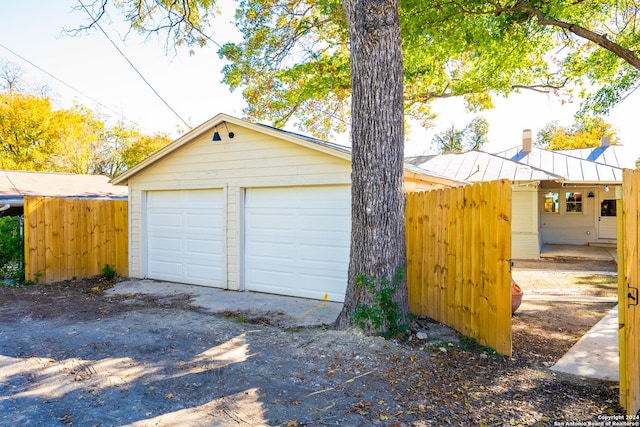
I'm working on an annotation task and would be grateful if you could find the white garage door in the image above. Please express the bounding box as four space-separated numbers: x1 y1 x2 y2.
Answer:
146 189 224 287
245 185 351 302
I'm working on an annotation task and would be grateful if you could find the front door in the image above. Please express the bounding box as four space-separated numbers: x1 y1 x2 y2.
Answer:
599 192 617 240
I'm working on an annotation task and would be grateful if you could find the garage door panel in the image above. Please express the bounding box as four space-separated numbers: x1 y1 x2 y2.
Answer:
149 236 182 248
245 186 350 302
150 213 183 226
149 260 183 276
248 213 295 231
186 264 221 281
301 215 349 229
186 240 220 255
147 189 224 287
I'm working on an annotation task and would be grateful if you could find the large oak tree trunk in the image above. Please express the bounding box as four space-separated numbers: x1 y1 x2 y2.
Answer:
335 0 409 334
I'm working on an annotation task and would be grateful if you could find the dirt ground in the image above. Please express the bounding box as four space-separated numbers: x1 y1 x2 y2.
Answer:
0 259 624 426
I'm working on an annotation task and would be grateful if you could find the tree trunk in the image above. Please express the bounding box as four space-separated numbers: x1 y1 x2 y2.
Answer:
335 0 408 334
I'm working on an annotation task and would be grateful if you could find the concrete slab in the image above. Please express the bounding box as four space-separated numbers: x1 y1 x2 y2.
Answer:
524 294 618 303
541 244 617 262
551 305 619 381
106 279 343 328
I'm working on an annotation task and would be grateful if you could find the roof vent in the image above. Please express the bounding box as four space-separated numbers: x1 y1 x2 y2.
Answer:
522 129 532 153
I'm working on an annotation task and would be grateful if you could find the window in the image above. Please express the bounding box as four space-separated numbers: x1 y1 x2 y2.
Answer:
601 199 616 217
565 192 583 213
544 192 559 213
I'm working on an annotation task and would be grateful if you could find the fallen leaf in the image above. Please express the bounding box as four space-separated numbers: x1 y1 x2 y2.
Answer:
165 392 174 399
287 421 298 427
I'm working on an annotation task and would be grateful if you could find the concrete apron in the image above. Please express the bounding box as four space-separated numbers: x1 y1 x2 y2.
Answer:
106 279 343 328
551 305 619 382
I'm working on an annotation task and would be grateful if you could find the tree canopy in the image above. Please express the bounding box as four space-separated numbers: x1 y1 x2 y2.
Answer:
83 1 640 138
215 0 640 138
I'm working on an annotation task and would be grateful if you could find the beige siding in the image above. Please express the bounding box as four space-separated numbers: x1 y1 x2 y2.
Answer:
126 128 352 290
540 186 598 245
511 185 541 259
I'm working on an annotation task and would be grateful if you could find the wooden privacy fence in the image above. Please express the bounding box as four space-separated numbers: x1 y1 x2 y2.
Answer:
23 197 128 284
617 169 640 415
406 180 512 356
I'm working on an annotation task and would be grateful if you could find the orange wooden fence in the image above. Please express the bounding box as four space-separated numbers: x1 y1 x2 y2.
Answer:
406 180 513 356
23 197 128 284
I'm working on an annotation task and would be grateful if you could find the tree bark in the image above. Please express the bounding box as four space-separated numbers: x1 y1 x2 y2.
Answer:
335 0 408 333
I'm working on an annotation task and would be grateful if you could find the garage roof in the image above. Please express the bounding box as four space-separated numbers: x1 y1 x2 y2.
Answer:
112 113 458 187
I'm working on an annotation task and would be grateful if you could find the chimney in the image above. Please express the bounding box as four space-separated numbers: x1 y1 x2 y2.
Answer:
600 136 611 147
522 129 532 153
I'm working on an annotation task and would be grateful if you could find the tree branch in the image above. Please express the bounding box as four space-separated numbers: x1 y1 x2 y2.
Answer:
519 6 640 71
439 2 640 71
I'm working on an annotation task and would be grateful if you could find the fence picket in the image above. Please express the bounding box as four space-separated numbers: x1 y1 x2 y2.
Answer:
23 197 128 283
406 180 512 356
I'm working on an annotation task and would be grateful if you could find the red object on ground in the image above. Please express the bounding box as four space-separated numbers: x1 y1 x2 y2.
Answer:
512 280 524 315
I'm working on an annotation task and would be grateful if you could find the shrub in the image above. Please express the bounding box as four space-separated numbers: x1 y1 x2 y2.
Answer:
0 216 24 282
102 264 116 281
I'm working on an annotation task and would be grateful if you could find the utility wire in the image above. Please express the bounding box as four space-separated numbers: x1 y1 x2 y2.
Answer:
77 0 191 129
0 41 139 127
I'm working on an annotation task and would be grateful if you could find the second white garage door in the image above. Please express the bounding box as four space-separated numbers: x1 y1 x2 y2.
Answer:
146 189 224 287
244 185 351 302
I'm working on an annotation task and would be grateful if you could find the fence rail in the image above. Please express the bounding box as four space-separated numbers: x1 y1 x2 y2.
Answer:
23 197 128 283
406 180 512 356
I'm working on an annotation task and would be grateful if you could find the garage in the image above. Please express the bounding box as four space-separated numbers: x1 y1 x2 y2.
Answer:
244 185 351 302
146 189 224 287
113 114 454 297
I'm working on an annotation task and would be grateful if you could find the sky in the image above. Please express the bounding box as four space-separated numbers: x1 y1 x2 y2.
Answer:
1 0 639 161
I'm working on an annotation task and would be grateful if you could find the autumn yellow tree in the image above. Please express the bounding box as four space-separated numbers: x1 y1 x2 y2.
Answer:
97 125 171 178
536 117 618 150
0 92 62 171
0 62 171 176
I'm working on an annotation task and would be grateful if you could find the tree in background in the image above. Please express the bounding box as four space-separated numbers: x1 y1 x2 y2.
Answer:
96 125 171 177
0 61 171 176
536 117 618 150
432 117 489 154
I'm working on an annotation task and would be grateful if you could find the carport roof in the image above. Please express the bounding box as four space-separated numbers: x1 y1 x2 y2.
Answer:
0 170 127 199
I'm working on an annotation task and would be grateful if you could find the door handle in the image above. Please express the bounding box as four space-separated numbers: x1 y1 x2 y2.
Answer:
629 285 639 307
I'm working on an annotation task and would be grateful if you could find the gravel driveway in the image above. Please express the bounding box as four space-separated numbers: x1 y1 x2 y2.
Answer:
0 271 623 426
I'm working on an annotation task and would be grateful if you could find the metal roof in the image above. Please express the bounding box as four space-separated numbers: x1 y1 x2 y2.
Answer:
556 145 635 169
0 170 127 199
405 151 564 183
495 146 623 183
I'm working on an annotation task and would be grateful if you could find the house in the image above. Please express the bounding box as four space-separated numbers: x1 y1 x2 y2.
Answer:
406 130 625 259
0 170 127 216
111 113 457 302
